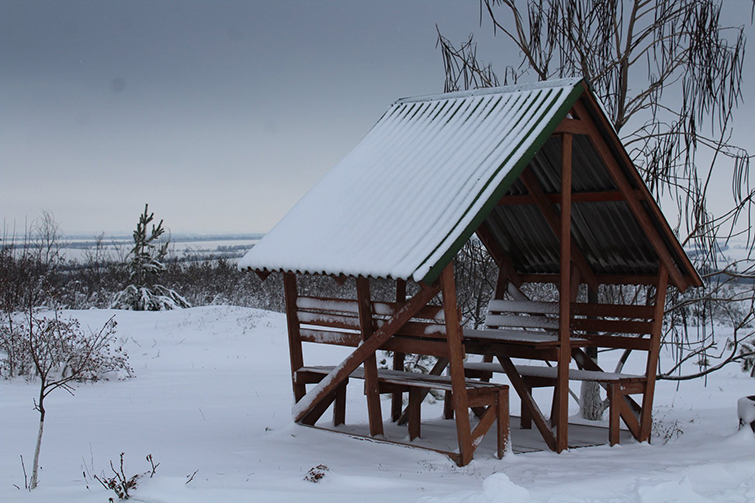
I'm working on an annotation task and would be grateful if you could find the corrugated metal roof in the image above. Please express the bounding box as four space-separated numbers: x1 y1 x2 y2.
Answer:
487 134 664 277
239 78 701 290
239 78 585 283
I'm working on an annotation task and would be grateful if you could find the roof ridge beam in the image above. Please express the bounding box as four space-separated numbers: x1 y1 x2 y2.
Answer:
498 189 643 206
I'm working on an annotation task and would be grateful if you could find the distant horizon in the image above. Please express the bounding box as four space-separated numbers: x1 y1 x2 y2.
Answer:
0 227 266 242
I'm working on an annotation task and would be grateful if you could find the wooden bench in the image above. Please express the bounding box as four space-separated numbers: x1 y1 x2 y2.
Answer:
290 293 510 460
295 365 509 458
464 298 658 445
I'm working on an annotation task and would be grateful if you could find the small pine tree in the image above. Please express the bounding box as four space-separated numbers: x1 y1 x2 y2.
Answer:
128 205 169 289
111 205 190 311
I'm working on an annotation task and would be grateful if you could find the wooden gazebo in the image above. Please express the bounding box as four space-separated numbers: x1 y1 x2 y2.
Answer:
240 78 701 464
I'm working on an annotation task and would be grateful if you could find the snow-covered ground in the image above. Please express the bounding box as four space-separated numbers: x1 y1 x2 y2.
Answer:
2 306 754 502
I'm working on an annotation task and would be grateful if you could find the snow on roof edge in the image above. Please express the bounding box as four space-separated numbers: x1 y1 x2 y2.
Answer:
395 77 584 105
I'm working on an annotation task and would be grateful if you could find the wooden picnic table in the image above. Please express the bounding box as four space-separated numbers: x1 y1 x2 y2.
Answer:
282 265 511 466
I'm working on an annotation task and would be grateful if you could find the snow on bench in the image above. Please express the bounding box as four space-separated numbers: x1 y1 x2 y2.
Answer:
464 362 644 383
295 365 506 392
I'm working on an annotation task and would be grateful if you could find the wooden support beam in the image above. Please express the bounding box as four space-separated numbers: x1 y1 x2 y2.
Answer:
556 132 573 452
640 264 669 441
495 352 557 451
554 117 588 135
334 380 347 426
298 387 339 426
572 99 688 291
520 168 599 291
392 279 407 422
498 189 643 206
283 273 306 402
440 264 474 466
571 347 643 415
293 283 441 423
397 357 449 425
520 273 659 285
356 277 384 437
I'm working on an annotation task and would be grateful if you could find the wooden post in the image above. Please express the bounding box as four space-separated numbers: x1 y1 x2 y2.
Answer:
440 263 474 465
639 264 668 441
392 279 407 422
556 133 573 452
356 276 384 437
283 272 306 402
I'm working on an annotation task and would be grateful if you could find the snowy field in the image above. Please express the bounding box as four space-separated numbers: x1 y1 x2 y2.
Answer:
2 306 755 503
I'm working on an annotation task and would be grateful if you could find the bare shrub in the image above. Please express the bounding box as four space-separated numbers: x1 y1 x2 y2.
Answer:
93 453 158 500
4 310 134 489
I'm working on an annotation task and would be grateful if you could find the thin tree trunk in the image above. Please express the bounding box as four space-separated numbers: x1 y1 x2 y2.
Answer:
580 361 604 420
30 397 45 489
580 288 605 420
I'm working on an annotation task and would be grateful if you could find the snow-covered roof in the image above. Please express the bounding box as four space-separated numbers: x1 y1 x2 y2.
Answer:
239 79 586 283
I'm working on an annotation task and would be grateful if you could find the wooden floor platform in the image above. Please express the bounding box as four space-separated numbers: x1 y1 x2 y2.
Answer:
302 414 635 458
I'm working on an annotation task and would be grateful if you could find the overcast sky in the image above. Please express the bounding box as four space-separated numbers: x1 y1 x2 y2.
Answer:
2 1 754 236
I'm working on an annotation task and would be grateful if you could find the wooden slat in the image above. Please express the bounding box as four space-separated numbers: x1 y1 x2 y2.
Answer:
571 318 654 335
572 302 655 319
488 299 559 315
382 337 450 358
300 328 360 346
297 312 361 330
299 329 452 357
489 299 654 320
372 301 445 321
519 273 659 285
486 313 558 330
392 321 447 339
465 361 645 383
579 334 651 351
297 296 359 313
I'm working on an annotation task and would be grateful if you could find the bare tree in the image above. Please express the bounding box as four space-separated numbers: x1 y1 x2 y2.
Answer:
31 210 65 269
454 239 499 329
20 309 131 489
437 0 755 417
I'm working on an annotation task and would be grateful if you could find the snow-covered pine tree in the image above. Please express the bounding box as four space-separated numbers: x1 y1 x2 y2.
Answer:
111 204 190 311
